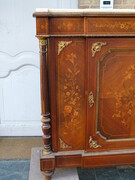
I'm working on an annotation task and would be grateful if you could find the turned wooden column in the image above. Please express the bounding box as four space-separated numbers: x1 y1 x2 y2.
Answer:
39 37 51 155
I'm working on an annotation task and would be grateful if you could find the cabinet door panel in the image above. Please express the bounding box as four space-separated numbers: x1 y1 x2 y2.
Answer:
86 38 135 152
55 38 85 151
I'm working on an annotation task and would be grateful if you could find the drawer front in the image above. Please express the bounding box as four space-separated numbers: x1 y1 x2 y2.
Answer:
86 18 135 34
36 18 49 35
50 18 84 34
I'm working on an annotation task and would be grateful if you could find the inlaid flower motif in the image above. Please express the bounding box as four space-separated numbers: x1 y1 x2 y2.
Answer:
66 92 70 97
74 111 79 117
120 23 130 30
94 21 135 31
64 105 72 114
62 53 81 131
109 64 135 127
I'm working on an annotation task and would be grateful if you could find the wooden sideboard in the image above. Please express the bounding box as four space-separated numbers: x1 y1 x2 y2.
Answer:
33 9 135 180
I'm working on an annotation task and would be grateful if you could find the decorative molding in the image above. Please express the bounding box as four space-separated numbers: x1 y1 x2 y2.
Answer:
0 51 39 78
59 138 72 149
0 51 41 136
89 136 101 149
0 66 40 122
58 41 72 55
91 42 106 57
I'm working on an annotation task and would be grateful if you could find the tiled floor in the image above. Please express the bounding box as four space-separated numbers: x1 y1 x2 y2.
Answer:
0 160 135 180
0 138 135 180
0 160 30 180
78 166 135 180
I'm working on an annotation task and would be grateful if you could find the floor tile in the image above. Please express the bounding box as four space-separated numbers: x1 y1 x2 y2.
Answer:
21 171 30 180
23 161 30 172
0 172 22 180
77 167 96 180
0 169 10 178
1 159 135 180
95 167 121 180
0 160 26 172
117 165 135 180
0 160 30 180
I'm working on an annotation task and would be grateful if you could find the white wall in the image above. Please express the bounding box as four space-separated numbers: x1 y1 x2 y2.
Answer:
0 0 78 136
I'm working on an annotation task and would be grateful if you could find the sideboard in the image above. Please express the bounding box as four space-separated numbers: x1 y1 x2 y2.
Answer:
33 9 135 180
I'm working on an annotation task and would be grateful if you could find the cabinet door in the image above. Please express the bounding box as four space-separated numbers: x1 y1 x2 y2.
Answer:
86 38 135 152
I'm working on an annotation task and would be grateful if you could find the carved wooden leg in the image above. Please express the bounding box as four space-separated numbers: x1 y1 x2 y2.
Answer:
39 37 52 155
43 171 53 180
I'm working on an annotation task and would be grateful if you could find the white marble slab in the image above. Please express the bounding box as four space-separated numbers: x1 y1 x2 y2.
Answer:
35 8 135 14
29 147 79 180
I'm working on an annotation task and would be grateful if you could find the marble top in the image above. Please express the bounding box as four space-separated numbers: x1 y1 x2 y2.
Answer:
35 8 135 15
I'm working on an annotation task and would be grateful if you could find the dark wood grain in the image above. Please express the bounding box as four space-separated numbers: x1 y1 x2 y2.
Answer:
83 153 135 168
50 18 84 34
56 155 82 168
36 18 48 35
40 151 135 170
86 38 135 152
86 17 135 34
40 159 55 171
39 38 51 155
55 38 85 151
48 38 58 152
34 12 135 180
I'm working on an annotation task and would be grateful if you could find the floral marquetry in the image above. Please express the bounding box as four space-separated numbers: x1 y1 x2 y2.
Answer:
63 53 81 121
50 18 84 34
34 11 135 179
56 39 85 150
97 46 135 139
87 18 135 34
111 64 135 127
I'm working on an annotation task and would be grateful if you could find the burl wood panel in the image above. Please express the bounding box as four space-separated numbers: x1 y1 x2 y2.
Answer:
50 18 84 34
56 38 85 151
86 18 135 34
86 38 135 151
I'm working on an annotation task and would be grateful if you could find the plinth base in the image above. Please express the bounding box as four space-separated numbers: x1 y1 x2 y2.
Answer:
29 147 79 180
